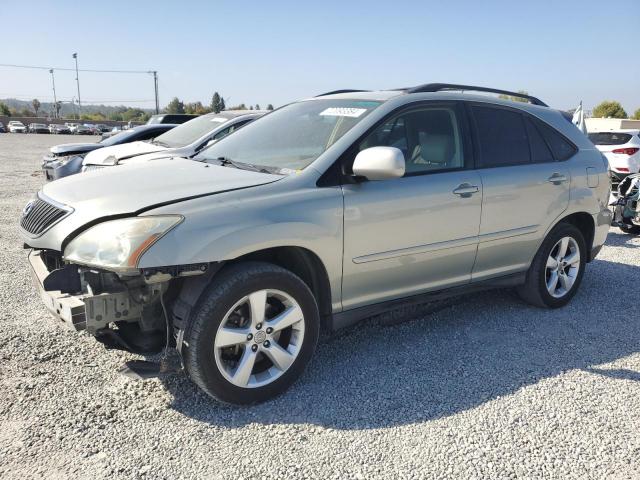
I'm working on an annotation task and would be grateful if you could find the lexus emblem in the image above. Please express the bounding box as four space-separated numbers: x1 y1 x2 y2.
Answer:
22 200 35 218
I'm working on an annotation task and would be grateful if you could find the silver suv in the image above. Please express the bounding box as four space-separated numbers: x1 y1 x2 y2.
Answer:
21 84 611 404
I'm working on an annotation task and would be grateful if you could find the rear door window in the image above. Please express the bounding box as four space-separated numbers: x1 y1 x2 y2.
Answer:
472 105 530 167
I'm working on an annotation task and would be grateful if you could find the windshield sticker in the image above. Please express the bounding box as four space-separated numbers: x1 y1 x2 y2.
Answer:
320 107 367 118
210 117 227 122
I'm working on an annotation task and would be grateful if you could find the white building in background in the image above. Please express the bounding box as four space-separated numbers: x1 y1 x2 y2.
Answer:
586 118 640 132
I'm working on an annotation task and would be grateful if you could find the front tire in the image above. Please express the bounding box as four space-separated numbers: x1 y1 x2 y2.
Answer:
517 223 586 308
183 262 320 404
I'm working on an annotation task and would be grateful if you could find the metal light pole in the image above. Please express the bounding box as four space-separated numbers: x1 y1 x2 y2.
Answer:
72 53 81 117
49 69 58 118
151 70 159 114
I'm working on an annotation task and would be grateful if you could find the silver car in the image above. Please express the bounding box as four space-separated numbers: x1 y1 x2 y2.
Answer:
20 84 611 404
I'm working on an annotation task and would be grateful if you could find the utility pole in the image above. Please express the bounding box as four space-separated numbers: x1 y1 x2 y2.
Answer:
72 53 81 117
49 69 58 118
151 71 159 114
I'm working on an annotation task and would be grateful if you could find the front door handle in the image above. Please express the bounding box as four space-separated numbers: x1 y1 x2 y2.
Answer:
548 173 568 185
452 183 479 197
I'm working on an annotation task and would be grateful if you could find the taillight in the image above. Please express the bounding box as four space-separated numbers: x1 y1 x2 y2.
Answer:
617 167 630 172
612 147 640 155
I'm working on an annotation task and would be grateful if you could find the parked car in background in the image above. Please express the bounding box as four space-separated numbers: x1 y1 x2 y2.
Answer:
49 124 72 134
8 121 27 133
588 130 640 191
28 123 50 134
0 122 5 133
83 111 264 171
101 126 125 140
74 124 92 135
65 123 78 133
94 124 111 133
147 113 198 125
42 123 177 181
21 84 610 404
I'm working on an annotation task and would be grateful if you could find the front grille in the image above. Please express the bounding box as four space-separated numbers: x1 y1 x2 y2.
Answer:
20 197 70 236
83 165 105 172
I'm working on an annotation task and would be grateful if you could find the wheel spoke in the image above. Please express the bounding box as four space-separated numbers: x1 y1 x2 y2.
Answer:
547 271 559 293
558 272 573 291
215 327 250 348
546 256 558 269
248 290 267 327
558 237 570 259
563 250 580 266
232 348 257 387
263 343 296 372
268 305 303 333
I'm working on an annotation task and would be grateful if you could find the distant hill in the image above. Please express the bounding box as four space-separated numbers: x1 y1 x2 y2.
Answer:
0 98 153 119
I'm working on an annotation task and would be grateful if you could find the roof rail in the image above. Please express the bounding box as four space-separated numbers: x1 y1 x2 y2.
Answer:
315 89 370 97
405 83 548 107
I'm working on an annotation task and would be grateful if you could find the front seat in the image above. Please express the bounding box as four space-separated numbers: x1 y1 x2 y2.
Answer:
408 133 453 173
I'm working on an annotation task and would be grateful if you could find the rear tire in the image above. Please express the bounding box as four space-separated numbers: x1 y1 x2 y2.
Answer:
517 223 586 308
183 261 319 405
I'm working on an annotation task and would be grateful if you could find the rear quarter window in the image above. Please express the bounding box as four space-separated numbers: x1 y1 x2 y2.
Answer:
535 120 577 160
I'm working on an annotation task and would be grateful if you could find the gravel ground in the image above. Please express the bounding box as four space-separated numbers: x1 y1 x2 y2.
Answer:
1 134 640 479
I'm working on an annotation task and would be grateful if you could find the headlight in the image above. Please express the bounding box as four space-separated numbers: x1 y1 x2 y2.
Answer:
55 154 84 167
63 216 183 273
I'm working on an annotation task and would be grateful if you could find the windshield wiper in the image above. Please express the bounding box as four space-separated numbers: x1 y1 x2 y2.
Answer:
214 157 277 174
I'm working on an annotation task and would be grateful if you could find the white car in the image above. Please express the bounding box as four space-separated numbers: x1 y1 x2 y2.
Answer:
588 130 640 189
8 121 27 133
82 110 264 171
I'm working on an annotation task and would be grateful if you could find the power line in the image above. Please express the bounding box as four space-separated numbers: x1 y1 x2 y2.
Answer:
0 63 154 74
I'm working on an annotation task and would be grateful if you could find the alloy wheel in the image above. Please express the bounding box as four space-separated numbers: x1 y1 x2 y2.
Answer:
545 236 580 298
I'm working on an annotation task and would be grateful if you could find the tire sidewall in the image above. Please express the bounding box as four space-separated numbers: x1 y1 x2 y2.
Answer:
184 263 320 404
534 224 586 308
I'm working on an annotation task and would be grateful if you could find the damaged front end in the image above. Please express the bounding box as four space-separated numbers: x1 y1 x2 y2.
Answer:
29 248 209 354
611 173 640 231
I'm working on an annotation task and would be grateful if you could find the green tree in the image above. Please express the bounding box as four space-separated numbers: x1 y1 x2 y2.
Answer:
498 90 529 103
267 104 274 110
32 99 41 117
0 102 10 116
219 97 225 111
210 92 223 113
593 100 627 119
255 104 260 110
20 107 34 117
165 97 185 114
631 108 640 120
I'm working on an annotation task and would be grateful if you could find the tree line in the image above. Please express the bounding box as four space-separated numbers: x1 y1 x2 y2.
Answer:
164 92 274 115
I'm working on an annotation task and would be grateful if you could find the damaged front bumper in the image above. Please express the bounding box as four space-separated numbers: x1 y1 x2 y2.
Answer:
28 249 147 334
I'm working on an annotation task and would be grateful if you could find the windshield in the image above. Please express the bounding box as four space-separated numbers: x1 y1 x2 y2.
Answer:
588 132 633 146
152 114 227 148
196 99 381 172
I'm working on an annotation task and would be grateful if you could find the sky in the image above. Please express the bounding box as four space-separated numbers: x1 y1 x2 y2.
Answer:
1 0 638 114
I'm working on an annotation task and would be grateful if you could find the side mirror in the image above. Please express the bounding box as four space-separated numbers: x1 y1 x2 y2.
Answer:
352 146 405 181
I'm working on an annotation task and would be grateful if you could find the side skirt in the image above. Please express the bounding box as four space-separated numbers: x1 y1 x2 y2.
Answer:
330 272 526 331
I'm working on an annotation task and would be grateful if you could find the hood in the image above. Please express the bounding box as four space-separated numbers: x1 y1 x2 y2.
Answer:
32 158 282 249
50 143 104 155
83 141 167 166
119 147 192 165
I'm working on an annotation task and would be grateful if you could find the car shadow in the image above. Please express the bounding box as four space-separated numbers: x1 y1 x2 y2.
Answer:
160 256 640 430
605 229 640 248
584 367 640 382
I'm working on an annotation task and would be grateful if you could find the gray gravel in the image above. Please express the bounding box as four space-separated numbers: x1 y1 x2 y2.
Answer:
1 133 640 479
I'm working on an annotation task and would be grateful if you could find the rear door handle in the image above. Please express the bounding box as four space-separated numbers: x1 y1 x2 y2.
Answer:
548 173 568 185
453 183 479 197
